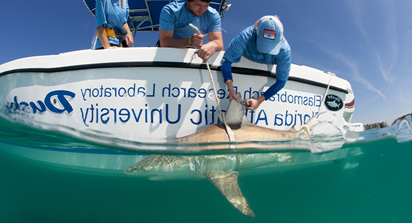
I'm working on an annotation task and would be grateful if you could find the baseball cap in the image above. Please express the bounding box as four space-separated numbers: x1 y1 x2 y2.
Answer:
256 15 284 55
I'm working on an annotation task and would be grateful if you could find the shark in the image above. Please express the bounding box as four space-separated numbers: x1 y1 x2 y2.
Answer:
175 93 311 149
124 152 294 218
124 93 321 217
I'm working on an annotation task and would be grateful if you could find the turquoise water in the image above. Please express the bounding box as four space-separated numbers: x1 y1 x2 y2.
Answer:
0 116 411 222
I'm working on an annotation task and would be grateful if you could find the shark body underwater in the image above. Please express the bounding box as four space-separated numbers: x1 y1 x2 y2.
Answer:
124 93 315 218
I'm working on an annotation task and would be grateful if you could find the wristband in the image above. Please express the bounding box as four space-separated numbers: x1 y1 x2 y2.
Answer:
188 36 192 46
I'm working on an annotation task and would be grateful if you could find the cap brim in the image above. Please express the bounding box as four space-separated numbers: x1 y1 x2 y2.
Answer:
256 35 282 55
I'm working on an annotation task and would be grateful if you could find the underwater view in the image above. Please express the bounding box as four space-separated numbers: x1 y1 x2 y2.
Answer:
0 114 411 223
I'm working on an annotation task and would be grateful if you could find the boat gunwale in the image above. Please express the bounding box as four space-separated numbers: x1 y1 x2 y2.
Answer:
0 61 349 94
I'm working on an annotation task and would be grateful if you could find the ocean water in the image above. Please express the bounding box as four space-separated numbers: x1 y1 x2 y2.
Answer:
0 115 411 223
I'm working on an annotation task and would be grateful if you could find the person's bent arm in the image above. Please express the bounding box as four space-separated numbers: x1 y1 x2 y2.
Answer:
262 80 287 100
244 80 287 110
244 48 291 110
221 58 239 102
123 23 134 46
207 31 224 51
97 25 111 49
159 30 204 48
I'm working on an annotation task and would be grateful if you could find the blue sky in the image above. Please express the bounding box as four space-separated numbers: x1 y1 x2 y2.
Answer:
1 0 411 125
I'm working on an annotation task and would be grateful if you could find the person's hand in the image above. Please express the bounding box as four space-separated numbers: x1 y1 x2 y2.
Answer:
191 33 215 62
244 99 260 110
126 32 134 46
196 43 217 62
191 33 205 47
228 87 239 102
244 96 265 110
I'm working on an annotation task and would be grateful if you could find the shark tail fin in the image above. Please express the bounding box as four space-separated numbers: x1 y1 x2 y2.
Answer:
206 172 255 218
296 112 328 139
303 111 354 137
303 112 325 128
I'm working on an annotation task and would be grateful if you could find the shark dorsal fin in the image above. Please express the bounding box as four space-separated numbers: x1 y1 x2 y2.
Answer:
225 93 243 125
225 93 252 126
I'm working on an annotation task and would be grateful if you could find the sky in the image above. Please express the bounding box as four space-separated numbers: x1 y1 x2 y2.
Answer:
1 0 411 125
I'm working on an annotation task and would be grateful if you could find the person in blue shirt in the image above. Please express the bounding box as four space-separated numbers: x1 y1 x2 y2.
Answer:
95 0 134 49
159 0 223 62
221 15 291 110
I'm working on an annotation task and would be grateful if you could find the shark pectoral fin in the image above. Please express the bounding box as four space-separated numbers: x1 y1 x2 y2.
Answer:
205 172 255 218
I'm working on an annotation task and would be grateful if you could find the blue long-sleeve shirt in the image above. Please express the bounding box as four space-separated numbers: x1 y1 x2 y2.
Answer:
221 25 291 99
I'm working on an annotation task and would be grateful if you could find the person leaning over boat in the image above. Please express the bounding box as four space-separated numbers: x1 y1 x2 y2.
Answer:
221 15 291 110
94 0 134 49
159 0 223 62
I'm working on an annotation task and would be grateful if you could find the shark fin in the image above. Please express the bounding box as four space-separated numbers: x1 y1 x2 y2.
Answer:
225 93 252 127
289 125 298 132
205 172 255 218
124 155 189 175
225 93 244 125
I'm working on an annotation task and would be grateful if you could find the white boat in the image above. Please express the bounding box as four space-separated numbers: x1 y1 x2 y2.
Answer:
0 0 362 148
0 47 361 142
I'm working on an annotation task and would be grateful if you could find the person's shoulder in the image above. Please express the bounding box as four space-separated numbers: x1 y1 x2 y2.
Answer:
123 0 130 9
243 25 255 35
280 38 291 53
238 25 255 40
206 5 219 15
203 5 220 22
163 0 185 11
228 25 254 49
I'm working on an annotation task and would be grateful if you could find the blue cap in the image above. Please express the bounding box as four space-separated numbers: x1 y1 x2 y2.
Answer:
256 16 284 55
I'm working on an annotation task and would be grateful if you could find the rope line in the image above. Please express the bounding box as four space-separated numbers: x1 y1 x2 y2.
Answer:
189 23 235 143
319 72 336 113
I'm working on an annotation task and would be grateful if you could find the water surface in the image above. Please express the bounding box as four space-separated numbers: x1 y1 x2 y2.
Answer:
0 115 411 223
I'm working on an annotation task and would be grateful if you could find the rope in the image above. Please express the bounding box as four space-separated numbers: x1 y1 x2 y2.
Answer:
189 23 235 143
319 72 336 113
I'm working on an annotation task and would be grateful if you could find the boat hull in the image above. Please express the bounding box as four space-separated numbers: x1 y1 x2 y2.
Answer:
0 48 358 143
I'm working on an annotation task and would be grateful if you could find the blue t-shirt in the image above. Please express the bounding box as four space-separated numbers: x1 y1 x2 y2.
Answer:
222 25 291 99
95 0 129 49
159 0 221 38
